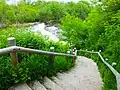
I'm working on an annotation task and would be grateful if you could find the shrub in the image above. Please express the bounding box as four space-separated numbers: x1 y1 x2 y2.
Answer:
0 27 74 90
60 12 118 89
60 14 88 49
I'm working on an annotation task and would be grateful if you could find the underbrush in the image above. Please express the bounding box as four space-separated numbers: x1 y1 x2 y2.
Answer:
0 27 74 90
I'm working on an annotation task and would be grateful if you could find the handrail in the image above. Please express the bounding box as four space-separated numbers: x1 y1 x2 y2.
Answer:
0 37 77 67
1 37 119 89
97 52 119 76
78 49 98 54
0 46 16 55
78 49 120 90
0 46 76 57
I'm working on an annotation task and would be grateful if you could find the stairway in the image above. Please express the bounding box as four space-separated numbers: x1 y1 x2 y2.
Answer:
8 56 103 90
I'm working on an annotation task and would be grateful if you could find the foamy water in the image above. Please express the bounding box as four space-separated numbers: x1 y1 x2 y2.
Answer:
30 23 59 42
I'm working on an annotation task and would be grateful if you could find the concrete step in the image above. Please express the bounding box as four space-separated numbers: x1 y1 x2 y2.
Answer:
52 76 76 90
8 83 32 90
29 80 47 90
43 77 62 90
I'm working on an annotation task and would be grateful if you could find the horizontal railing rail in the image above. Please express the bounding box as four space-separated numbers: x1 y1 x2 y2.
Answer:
77 49 120 90
0 46 76 57
0 37 77 67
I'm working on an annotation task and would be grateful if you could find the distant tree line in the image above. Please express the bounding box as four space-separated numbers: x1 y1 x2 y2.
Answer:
0 0 92 25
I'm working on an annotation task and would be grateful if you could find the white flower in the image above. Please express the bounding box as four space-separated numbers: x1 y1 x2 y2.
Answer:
112 62 117 66
99 50 101 52
50 47 54 50
105 58 108 61
67 51 70 54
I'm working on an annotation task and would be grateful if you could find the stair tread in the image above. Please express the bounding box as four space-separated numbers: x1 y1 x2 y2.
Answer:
43 77 62 90
52 76 76 90
29 80 47 90
8 83 32 90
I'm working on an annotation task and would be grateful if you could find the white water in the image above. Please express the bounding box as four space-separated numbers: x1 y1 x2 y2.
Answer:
30 23 59 42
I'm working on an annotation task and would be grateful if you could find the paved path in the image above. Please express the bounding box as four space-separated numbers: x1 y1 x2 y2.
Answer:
53 56 103 90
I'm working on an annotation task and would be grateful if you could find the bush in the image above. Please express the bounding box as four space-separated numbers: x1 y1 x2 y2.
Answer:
60 11 118 89
60 14 88 49
0 27 74 90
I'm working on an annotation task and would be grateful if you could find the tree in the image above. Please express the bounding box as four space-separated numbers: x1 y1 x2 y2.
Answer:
0 0 6 24
66 1 92 20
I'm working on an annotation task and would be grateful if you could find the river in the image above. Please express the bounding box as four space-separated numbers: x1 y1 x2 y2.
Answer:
29 23 60 42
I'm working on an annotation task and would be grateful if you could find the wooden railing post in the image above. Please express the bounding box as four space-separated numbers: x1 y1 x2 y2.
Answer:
49 47 55 64
49 47 55 63
8 37 18 66
47 47 55 76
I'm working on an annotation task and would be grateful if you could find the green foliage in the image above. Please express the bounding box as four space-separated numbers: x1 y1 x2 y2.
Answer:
61 14 88 48
37 1 66 22
66 1 92 20
2 0 120 90
0 27 74 90
60 0 120 89
0 0 92 24
54 56 74 73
